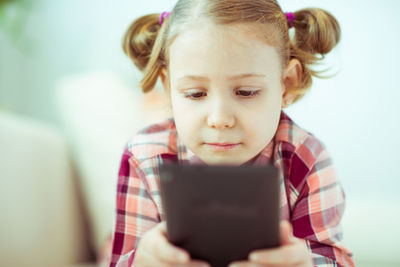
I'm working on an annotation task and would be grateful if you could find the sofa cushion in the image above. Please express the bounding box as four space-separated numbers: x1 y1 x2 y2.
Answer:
0 111 91 266
54 70 171 256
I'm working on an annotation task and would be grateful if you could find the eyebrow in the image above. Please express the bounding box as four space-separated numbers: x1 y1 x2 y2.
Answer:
177 73 267 81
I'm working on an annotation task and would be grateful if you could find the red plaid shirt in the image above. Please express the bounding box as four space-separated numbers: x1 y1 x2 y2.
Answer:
110 111 355 267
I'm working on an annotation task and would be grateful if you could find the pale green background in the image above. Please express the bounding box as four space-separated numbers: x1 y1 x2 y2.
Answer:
1 1 399 266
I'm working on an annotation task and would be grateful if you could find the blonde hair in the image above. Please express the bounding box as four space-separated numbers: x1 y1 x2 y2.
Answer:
122 0 341 103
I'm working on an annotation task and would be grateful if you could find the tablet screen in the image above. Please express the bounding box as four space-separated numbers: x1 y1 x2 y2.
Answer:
159 163 281 267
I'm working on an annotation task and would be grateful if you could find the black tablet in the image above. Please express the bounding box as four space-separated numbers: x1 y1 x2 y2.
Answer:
159 163 281 267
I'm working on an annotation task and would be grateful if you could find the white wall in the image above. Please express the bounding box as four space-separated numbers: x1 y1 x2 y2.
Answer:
0 0 175 122
282 0 400 198
280 3 400 264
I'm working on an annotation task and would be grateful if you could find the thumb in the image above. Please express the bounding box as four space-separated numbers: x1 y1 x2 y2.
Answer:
280 220 294 245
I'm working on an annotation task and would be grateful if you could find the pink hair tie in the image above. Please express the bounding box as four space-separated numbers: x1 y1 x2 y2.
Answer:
159 11 170 26
285 12 295 28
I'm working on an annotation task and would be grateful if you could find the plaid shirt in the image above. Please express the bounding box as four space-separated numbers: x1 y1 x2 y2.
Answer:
110 111 355 267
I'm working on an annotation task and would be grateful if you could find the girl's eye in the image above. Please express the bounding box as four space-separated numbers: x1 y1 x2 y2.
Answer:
236 89 260 97
183 90 207 99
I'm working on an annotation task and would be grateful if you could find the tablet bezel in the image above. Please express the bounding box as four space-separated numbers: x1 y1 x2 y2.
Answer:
159 163 281 267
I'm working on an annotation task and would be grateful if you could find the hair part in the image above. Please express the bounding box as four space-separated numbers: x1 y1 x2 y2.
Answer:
122 0 341 102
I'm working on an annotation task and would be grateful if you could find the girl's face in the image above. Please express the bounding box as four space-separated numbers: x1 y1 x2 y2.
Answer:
164 22 292 165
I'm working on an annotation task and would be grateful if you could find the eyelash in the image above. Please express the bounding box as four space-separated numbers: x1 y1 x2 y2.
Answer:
183 89 260 100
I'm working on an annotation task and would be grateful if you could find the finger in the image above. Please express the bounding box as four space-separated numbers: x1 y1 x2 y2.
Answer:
136 247 173 267
228 261 265 267
176 259 212 267
146 223 190 264
139 248 210 267
158 221 168 232
249 242 310 265
280 220 294 245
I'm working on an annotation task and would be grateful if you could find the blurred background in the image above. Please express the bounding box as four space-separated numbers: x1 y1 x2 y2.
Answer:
0 0 399 266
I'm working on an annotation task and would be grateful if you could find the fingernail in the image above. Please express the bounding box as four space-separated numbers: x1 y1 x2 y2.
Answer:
177 252 189 262
249 253 258 261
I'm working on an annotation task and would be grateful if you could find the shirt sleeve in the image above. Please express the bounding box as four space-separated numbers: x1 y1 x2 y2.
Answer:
110 146 161 267
290 144 355 267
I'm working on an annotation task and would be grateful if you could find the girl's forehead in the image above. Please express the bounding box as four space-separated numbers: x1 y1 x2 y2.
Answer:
167 21 281 61
173 21 274 44
167 22 282 77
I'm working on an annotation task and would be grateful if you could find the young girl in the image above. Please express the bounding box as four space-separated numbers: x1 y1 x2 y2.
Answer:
110 0 355 266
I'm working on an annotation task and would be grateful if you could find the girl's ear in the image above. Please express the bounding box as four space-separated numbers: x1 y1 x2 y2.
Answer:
281 58 302 108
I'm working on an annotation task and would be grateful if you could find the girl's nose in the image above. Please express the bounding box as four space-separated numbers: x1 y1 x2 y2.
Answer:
207 102 235 129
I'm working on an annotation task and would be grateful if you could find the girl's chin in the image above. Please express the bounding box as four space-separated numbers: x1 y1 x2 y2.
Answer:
200 155 248 166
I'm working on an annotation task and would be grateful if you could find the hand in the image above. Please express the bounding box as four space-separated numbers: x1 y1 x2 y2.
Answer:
228 221 312 267
133 222 211 267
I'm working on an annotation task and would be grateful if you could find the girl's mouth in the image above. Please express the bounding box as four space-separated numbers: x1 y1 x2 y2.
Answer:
204 143 241 151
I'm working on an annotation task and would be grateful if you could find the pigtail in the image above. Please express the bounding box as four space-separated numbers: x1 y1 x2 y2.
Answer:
123 14 160 71
287 8 341 100
123 14 168 92
292 8 340 55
